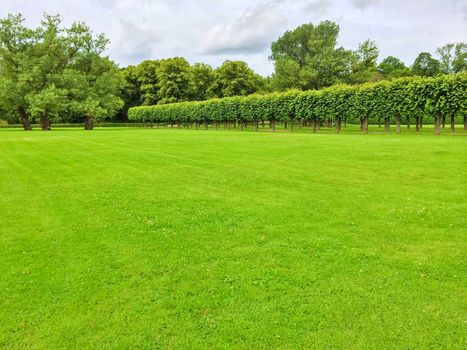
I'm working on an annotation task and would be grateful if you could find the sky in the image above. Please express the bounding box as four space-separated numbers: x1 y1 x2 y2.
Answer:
1 0 466 76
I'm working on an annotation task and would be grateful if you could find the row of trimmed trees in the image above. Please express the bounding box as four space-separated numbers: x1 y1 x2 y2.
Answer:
0 14 124 130
128 74 467 134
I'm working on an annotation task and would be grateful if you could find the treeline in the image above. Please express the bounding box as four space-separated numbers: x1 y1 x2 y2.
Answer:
120 21 466 120
128 74 467 134
119 59 266 118
1 14 466 130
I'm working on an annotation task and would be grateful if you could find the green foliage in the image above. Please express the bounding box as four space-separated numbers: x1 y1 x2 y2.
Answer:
213 60 263 98
271 21 355 90
192 63 216 101
135 60 161 105
436 42 467 74
347 40 379 84
156 57 194 104
412 52 441 77
129 73 466 126
0 13 123 129
378 56 411 79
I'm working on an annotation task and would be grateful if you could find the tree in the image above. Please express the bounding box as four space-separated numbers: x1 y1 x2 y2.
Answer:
156 57 194 104
270 21 354 90
191 63 215 101
25 14 72 130
66 55 124 130
26 85 66 129
346 40 379 84
0 14 35 130
57 20 124 130
117 65 142 121
271 59 301 91
437 43 467 74
377 56 411 79
412 52 441 77
136 60 160 105
213 60 263 97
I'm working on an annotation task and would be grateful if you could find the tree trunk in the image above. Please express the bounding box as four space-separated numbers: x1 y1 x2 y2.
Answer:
406 116 410 129
420 116 423 129
272 119 276 132
262 120 265 128
284 120 287 129
435 116 441 135
84 116 94 130
378 117 382 128
415 117 420 132
335 116 341 133
20 111 32 131
363 116 369 134
450 115 455 132
396 115 401 134
312 119 317 133
360 118 363 130
442 115 446 129
384 117 389 132
40 115 51 131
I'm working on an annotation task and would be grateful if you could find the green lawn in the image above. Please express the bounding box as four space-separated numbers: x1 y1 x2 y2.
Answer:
0 128 466 349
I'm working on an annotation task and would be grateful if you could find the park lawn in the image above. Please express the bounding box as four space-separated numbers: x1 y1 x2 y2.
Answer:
0 127 466 349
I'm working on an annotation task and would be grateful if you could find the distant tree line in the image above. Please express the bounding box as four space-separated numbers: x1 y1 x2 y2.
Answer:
118 59 266 120
1 14 465 130
120 21 466 120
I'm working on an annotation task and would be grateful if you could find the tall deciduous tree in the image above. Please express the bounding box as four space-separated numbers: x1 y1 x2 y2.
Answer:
347 40 379 84
156 57 194 104
412 52 441 77
270 21 354 90
377 56 411 79
191 63 215 101
213 60 263 97
437 42 467 74
0 14 35 130
136 60 160 105
117 65 142 121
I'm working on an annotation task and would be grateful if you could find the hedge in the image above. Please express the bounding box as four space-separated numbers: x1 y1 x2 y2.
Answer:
128 74 467 133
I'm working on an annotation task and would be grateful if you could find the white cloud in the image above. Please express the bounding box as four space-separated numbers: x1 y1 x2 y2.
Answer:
200 1 287 55
0 0 465 76
350 0 381 10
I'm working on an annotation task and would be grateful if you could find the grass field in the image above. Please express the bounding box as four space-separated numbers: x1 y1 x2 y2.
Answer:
0 127 466 349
